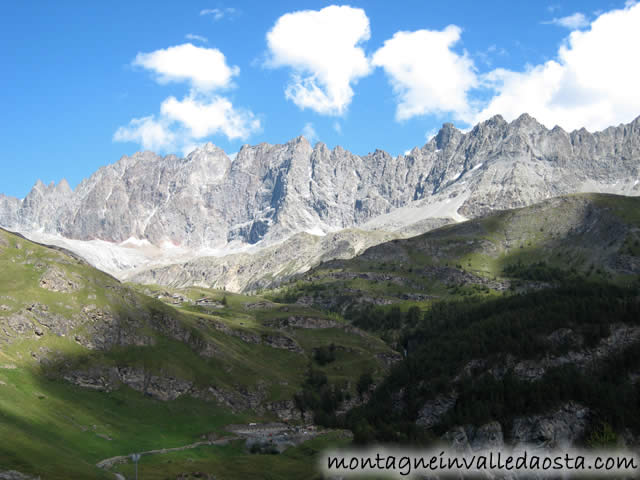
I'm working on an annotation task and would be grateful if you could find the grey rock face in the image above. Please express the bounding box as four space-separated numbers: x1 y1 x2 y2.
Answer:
0 471 40 480
485 325 640 382
3 114 640 247
511 402 590 449
1 114 639 290
442 403 589 452
442 421 506 452
471 421 505 450
416 392 458 428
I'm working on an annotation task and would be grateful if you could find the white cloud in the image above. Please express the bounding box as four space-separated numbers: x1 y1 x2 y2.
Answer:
302 122 318 143
333 121 342 134
543 12 589 29
113 116 175 151
161 94 260 140
266 5 372 115
200 8 238 20
116 42 260 153
132 43 238 91
185 33 208 43
474 2 640 131
114 95 260 152
372 25 477 121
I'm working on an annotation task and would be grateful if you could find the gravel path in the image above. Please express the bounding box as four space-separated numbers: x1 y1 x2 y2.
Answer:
96 436 239 471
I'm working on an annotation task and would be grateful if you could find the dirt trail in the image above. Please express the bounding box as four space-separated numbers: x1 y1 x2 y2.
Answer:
96 436 239 471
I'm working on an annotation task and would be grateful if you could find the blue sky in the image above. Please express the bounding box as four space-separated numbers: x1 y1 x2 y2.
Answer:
1 0 639 198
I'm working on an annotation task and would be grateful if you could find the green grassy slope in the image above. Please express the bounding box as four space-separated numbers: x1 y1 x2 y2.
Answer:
3 193 639 476
0 228 391 479
274 194 640 311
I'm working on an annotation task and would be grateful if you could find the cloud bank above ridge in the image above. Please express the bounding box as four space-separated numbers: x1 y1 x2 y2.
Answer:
115 2 640 155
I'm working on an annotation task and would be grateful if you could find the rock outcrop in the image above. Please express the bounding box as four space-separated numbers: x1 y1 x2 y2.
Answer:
38 266 81 293
442 403 590 451
0 471 40 480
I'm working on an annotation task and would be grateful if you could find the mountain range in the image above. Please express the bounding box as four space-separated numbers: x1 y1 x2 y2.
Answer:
1 113 639 291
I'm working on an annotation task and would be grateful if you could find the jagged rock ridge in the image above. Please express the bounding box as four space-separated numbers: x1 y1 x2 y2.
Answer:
0 113 639 289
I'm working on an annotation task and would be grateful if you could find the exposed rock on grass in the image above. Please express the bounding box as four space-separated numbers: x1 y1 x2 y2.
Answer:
263 316 339 329
39 266 81 293
0 471 40 480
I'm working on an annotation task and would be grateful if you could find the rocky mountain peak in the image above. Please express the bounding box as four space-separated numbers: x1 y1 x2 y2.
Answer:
468 115 508 139
333 145 345 154
186 142 225 156
312 142 329 154
627 115 640 133
185 142 229 164
55 179 72 195
435 122 462 150
32 179 46 192
288 135 311 147
510 112 545 132
369 148 391 159
551 125 567 135
0 113 638 273
485 114 507 126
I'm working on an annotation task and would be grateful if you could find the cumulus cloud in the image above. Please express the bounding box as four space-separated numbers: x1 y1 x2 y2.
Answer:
371 3 639 132
185 33 208 43
161 94 260 140
132 43 238 91
115 43 259 152
474 2 640 131
266 5 372 115
114 95 260 152
302 123 318 143
113 116 175 151
372 25 477 121
542 12 589 29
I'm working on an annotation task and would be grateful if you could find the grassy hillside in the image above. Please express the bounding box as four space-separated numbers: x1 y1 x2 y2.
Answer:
2 193 639 477
274 194 640 311
0 228 391 479
266 194 640 446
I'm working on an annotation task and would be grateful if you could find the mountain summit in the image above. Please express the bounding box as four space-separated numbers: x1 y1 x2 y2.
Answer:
1 113 639 287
